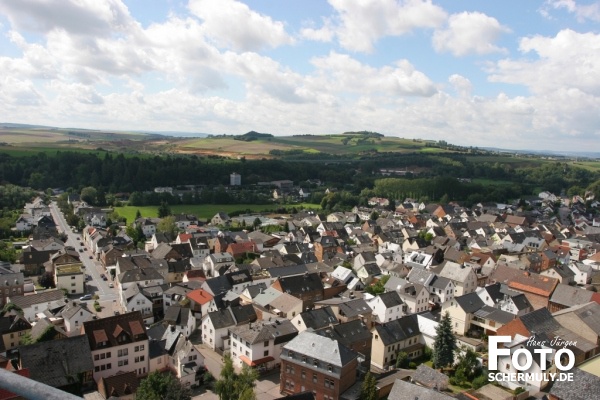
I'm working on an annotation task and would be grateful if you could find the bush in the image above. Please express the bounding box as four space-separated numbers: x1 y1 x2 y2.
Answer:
396 352 409 369
472 375 488 390
408 362 417 369
514 387 526 395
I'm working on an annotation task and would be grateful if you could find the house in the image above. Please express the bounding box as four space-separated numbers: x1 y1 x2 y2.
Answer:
315 319 372 362
291 306 338 333
203 252 236 277
396 282 430 314
201 304 257 353
280 330 358 400
82 311 149 381
186 288 214 319
54 264 84 295
118 267 165 290
317 298 373 327
490 265 560 310
442 292 485 336
371 315 422 370
266 292 304 319
6 289 65 323
412 364 449 390
0 315 31 352
388 379 454 400
18 335 95 394
476 283 533 316
367 291 404 325
97 371 139 400
229 319 298 371
161 326 205 387
0 266 25 307
431 261 478 296
211 212 230 226
272 273 325 310
548 367 600 400
19 246 60 276
120 284 155 324
163 305 196 338
135 218 158 237
548 284 596 313
60 300 94 333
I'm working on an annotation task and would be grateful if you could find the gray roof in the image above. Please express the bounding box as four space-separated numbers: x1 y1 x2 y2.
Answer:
338 298 372 318
164 305 191 327
550 284 594 307
229 319 298 345
549 367 600 400
119 267 164 284
412 364 449 388
207 308 235 329
315 319 372 348
8 289 64 309
388 379 454 400
253 287 284 307
297 306 338 330
554 301 600 333
283 330 357 368
520 307 561 334
473 305 515 325
377 291 403 308
374 315 421 345
19 335 94 388
267 264 309 278
455 292 485 313
430 275 452 290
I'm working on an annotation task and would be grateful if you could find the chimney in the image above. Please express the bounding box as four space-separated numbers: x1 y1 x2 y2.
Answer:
170 325 175 332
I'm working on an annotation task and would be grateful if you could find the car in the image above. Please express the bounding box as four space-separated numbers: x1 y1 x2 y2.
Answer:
103 276 108 281
100 273 105 279
114 311 120 316
89 255 93 259
80 242 84 246
79 248 83 252
109 283 114 288
79 294 92 301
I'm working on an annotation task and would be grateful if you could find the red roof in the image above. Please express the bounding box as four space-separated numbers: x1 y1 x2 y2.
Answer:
239 355 274 367
187 289 213 305
178 233 192 243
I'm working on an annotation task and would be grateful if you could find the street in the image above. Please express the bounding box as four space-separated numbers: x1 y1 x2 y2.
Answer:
49 202 118 304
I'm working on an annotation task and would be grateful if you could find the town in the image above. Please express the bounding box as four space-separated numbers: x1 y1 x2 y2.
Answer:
1 179 600 400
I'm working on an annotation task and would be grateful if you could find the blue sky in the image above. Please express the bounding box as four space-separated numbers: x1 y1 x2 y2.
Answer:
1 0 600 151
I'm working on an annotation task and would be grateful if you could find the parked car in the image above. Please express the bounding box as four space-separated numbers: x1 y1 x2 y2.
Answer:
109 283 114 288
79 294 92 301
89 255 93 259
103 276 108 281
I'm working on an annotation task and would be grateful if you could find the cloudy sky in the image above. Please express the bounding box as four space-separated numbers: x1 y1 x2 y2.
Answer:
1 0 599 151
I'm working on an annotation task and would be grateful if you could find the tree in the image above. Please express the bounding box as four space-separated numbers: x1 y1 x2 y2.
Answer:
136 371 191 400
135 209 142 219
433 312 457 369
215 354 258 400
365 275 390 296
158 201 171 218
359 371 377 400
395 351 409 368
252 217 261 230
157 215 177 239
80 186 97 205
38 272 55 289
215 354 237 400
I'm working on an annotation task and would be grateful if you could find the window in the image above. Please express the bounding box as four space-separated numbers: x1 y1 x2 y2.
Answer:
264 340 269 347
95 366 100 372
313 360 318 368
245 351 249 357
107 352 111 358
100 353 106 360
139 345 145 351
264 350 269 357
107 363 111 369
328 364 333 372
118 349 129 357
313 373 317 383
135 346 139 352
301 370 306 379
302 356 307 363
287 351 294 357
71 283 75 287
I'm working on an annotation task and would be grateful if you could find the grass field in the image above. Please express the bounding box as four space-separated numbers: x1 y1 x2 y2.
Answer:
114 203 321 223
571 161 600 172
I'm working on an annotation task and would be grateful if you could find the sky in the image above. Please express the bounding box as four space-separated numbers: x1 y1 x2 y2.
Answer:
1 0 600 152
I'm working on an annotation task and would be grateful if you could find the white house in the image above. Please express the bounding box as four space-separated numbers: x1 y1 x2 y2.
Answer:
201 308 235 352
229 319 298 371
435 261 478 296
164 305 196 338
366 291 405 325
120 284 155 325
161 326 205 387
54 264 84 295
60 301 94 333
7 289 65 323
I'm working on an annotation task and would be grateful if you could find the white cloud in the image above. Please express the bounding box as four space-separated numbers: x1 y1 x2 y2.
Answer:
432 12 510 56
300 18 335 42
188 0 293 51
326 0 447 52
489 29 600 96
541 0 600 22
448 74 472 98
309 52 438 97
0 0 134 35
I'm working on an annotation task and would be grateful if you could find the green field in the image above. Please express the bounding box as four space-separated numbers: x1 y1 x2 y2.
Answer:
115 203 321 223
571 161 600 172
471 178 515 186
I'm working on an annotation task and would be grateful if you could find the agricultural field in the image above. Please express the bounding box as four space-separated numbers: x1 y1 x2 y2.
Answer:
571 161 600 172
114 203 320 223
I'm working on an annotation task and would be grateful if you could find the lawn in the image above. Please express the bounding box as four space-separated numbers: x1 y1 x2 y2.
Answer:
114 203 321 223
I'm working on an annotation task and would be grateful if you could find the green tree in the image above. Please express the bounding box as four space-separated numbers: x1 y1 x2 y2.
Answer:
135 209 142 219
158 201 171 218
215 354 238 400
80 186 97 205
38 272 55 289
433 312 457 369
395 351 409 369
365 275 390 296
252 217 261 230
157 215 177 239
137 371 191 400
359 371 377 400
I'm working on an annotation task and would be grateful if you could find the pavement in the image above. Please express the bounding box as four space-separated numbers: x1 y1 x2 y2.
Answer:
192 343 282 400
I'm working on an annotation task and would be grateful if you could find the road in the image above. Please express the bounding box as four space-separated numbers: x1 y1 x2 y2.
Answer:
49 201 118 303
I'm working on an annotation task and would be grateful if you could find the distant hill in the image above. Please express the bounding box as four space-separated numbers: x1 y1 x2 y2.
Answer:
233 131 274 141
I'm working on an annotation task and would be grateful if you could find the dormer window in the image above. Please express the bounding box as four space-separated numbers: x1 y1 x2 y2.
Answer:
302 356 307 363
328 364 333 372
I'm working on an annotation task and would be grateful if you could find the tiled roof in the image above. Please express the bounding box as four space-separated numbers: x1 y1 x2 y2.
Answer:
374 315 420 345
19 335 93 388
8 289 64 309
83 311 148 350
549 368 600 400
229 319 298 345
186 288 213 305
297 306 338 330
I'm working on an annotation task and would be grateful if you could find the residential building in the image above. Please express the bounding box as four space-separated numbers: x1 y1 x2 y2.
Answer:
371 315 422 370
367 291 404 325
54 264 84 295
272 273 325 310
229 319 298 371
0 314 31 352
280 331 358 400
0 266 24 307
83 311 149 381
7 289 65 323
